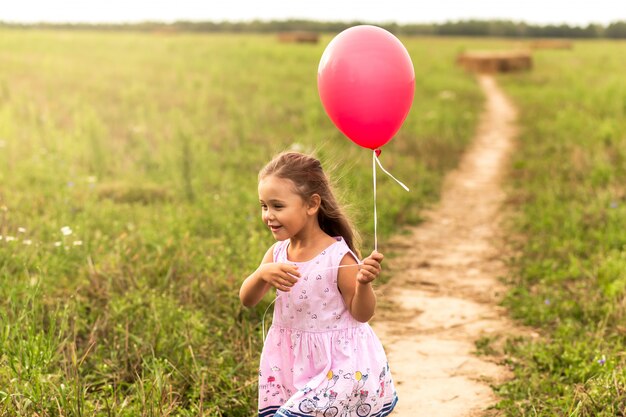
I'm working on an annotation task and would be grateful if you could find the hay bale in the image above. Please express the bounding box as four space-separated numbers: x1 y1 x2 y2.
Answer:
529 39 573 50
277 31 319 44
456 50 533 73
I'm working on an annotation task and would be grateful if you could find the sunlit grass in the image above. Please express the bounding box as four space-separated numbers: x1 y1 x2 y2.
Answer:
0 29 488 414
497 39 626 415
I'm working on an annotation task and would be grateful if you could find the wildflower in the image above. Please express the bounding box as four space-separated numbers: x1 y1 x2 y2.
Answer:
610 201 618 209
61 226 72 236
54 241 62 247
544 299 551 305
23 240 32 245
597 355 606 365
73 240 83 246
87 176 97 183
5 236 15 242
18 227 26 233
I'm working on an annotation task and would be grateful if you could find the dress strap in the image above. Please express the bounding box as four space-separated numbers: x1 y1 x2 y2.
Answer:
272 240 289 262
334 239 360 264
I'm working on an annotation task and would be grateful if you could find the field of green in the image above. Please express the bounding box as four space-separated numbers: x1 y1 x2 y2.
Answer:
0 30 483 415
494 40 626 415
2 29 624 416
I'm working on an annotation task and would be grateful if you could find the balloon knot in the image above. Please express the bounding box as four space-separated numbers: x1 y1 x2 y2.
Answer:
375 149 382 157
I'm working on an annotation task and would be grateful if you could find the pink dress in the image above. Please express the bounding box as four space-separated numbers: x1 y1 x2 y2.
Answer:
258 237 398 417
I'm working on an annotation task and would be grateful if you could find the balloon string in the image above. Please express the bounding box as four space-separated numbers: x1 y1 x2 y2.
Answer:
373 151 378 252
262 296 278 342
373 150 410 253
374 152 410 192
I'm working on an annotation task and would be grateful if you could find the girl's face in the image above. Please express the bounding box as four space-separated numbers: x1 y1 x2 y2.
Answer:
258 175 312 240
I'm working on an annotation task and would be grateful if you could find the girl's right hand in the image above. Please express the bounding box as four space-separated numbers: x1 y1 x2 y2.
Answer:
258 263 300 292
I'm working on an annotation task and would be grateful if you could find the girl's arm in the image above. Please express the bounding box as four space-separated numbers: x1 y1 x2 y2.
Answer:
338 251 384 322
239 244 301 307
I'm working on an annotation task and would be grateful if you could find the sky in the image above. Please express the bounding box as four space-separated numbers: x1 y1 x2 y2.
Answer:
1 0 624 26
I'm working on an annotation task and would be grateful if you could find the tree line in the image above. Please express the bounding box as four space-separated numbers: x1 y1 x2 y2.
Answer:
2 19 626 38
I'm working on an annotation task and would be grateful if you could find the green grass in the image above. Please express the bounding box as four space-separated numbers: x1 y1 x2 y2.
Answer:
496 40 626 415
0 30 487 415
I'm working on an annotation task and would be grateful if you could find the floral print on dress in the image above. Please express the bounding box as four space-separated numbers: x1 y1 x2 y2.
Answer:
258 237 398 417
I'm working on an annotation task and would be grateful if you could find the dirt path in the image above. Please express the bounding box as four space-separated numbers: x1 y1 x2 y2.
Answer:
372 74 522 416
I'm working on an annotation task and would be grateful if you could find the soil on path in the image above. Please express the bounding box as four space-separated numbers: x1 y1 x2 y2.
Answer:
372 74 524 416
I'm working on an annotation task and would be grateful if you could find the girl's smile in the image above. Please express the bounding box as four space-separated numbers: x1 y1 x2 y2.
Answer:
258 175 313 240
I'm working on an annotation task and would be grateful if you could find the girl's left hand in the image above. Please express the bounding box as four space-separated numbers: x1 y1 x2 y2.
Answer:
357 251 384 284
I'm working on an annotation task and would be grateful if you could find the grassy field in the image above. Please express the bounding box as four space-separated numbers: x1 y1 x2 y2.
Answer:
4 29 624 417
495 40 626 415
0 30 485 415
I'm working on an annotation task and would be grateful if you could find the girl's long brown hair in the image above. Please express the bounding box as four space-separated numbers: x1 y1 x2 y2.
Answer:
259 152 361 257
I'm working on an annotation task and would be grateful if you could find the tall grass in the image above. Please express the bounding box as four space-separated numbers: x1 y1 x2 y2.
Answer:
0 30 486 414
497 40 626 415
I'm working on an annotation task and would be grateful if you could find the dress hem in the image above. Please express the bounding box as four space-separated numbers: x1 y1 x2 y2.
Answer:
259 393 398 417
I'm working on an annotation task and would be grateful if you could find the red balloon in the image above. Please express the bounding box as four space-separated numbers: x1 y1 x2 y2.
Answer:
318 25 415 150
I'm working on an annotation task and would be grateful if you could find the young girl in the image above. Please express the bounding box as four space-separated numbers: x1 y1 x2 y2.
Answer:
240 152 398 417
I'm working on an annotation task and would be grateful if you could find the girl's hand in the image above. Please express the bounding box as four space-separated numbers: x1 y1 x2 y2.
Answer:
258 262 300 292
357 251 384 284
